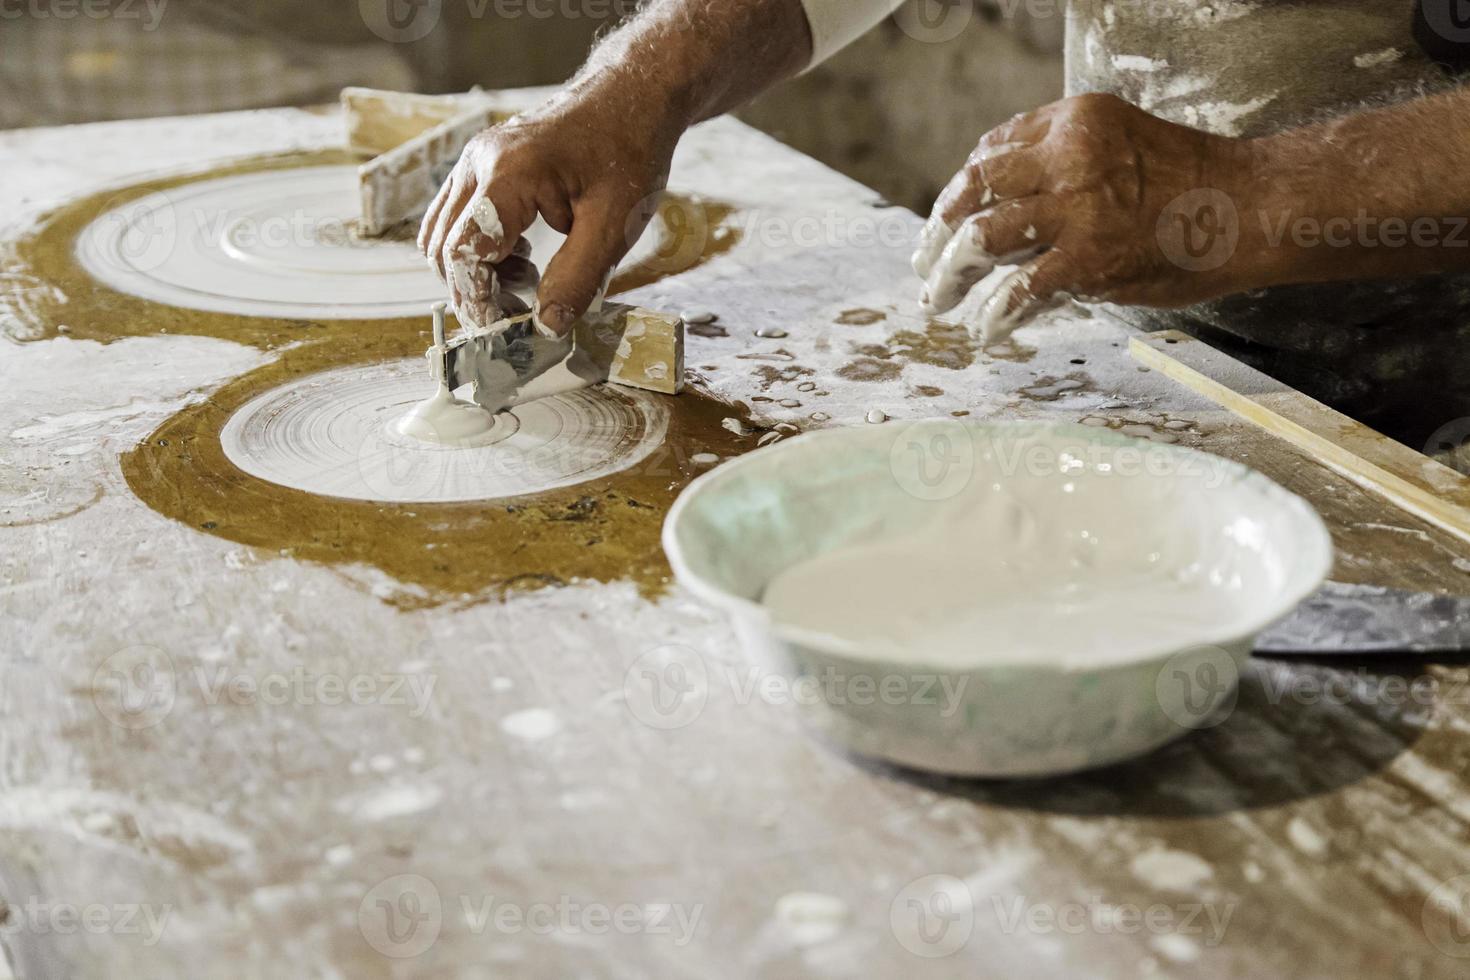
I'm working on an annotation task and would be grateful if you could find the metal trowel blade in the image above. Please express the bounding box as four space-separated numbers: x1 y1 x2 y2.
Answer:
1254 581 1470 654
442 314 572 414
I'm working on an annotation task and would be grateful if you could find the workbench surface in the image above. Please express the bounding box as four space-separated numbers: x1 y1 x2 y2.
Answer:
4 101 1470 980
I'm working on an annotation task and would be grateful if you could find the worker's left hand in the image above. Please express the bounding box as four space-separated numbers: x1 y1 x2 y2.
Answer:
914 93 1261 340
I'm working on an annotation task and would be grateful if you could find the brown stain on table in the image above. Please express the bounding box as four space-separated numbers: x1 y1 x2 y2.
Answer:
836 358 903 383
122 351 750 610
837 318 983 382
889 320 977 371
6 149 380 349
9 151 750 608
834 307 887 326
1016 372 1097 403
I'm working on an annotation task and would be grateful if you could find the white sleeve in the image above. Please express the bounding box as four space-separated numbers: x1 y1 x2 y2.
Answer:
799 0 907 68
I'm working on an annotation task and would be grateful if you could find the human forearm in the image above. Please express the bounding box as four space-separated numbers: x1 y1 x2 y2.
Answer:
1244 87 1470 287
914 86 1470 343
419 0 906 336
568 0 814 128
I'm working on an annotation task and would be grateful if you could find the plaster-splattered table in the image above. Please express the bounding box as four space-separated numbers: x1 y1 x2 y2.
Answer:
4 99 1470 979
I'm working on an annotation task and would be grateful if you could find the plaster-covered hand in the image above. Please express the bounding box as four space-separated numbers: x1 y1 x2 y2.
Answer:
913 93 1258 341
418 86 678 336
419 0 815 337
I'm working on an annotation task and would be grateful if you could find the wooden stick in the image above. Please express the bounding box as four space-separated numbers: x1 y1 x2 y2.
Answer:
1130 330 1470 545
575 304 685 396
341 87 488 157
357 105 502 236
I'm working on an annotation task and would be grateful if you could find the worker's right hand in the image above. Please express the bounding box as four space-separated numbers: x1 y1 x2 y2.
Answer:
418 85 683 336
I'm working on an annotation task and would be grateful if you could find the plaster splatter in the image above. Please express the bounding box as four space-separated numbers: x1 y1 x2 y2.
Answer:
1128 849 1214 892
500 708 561 741
773 892 848 947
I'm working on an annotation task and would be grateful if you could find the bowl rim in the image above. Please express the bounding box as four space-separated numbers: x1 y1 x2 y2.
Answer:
662 418 1335 674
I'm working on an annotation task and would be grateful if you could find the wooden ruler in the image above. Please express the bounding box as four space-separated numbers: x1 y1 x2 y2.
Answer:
1130 330 1470 545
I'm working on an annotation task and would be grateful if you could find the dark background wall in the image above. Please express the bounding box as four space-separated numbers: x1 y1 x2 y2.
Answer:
1 0 1064 213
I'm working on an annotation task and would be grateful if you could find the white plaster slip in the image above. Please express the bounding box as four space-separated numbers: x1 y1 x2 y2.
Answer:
220 357 667 504
664 420 1332 776
74 166 447 319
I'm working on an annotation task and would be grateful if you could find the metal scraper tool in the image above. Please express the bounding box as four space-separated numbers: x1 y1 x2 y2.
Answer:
1254 581 1470 654
434 306 572 414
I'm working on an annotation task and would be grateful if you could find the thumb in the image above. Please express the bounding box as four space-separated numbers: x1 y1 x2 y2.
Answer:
535 195 648 335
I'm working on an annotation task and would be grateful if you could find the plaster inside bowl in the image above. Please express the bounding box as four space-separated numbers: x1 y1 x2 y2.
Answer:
742 423 1316 670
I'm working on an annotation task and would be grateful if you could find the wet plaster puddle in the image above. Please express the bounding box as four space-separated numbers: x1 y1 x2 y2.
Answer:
7 150 750 608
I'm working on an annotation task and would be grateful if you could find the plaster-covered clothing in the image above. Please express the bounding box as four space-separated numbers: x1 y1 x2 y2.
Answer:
799 0 906 67
1068 1 1470 447
801 0 1470 447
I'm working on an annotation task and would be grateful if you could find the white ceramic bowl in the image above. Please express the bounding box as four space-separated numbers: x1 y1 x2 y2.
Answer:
663 420 1332 778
